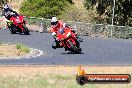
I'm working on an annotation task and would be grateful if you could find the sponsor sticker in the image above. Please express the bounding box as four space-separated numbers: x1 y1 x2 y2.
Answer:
76 66 131 85
76 74 131 85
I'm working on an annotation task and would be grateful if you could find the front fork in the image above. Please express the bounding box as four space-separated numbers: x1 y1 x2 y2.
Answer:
66 38 76 48
19 24 26 32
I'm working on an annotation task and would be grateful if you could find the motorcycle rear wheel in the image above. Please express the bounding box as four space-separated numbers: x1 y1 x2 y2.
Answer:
23 25 29 35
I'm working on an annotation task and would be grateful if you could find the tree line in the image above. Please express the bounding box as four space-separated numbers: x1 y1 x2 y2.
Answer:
20 0 73 19
84 0 132 26
0 0 132 26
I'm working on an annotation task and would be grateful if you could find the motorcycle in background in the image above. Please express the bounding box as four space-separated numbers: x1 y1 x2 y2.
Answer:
7 13 29 35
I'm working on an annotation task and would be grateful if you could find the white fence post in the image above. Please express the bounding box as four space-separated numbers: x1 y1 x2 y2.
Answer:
111 0 116 37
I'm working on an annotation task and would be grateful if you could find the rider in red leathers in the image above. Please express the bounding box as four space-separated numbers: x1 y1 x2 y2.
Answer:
50 17 83 49
50 17 69 49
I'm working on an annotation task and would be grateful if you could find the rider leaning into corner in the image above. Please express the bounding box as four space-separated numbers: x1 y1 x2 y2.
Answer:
50 17 83 49
2 2 19 29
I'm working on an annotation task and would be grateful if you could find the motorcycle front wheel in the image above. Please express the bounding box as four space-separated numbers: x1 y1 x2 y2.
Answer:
68 40 81 54
10 27 17 34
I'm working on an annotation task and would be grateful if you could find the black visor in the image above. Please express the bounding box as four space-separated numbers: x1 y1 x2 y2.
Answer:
51 21 58 25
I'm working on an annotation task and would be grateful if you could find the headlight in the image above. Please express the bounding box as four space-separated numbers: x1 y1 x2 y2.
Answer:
67 32 71 37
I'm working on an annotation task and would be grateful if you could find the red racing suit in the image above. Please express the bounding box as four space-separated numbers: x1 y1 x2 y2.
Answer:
50 20 66 34
50 20 68 48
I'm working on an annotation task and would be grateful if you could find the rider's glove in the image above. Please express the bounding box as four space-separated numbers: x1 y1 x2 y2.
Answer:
6 19 10 23
52 32 57 39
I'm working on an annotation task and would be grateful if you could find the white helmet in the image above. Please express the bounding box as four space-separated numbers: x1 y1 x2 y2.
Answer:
3 4 9 10
51 17 58 26
2 4 11 13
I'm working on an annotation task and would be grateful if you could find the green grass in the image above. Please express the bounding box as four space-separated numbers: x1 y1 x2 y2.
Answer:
0 43 30 53
0 74 96 88
0 41 6 45
0 73 131 88
16 44 30 53
0 42 3 45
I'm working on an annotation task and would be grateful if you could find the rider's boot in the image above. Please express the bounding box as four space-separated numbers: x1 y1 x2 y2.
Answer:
56 41 63 48
52 40 63 49
52 41 57 49
77 36 83 42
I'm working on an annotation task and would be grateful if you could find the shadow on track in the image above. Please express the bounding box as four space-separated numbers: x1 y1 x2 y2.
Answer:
19 33 31 35
62 52 84 54
9 32 30 35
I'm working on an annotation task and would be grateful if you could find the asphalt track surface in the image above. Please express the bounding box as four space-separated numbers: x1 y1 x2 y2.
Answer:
0 30 132 66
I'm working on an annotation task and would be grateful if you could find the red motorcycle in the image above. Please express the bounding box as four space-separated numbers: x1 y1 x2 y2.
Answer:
8 13 29 35
56 28 82 53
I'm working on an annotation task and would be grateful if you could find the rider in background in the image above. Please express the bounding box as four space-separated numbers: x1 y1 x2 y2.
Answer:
50 17 83 49
2 3 19 29
2 3 19 20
